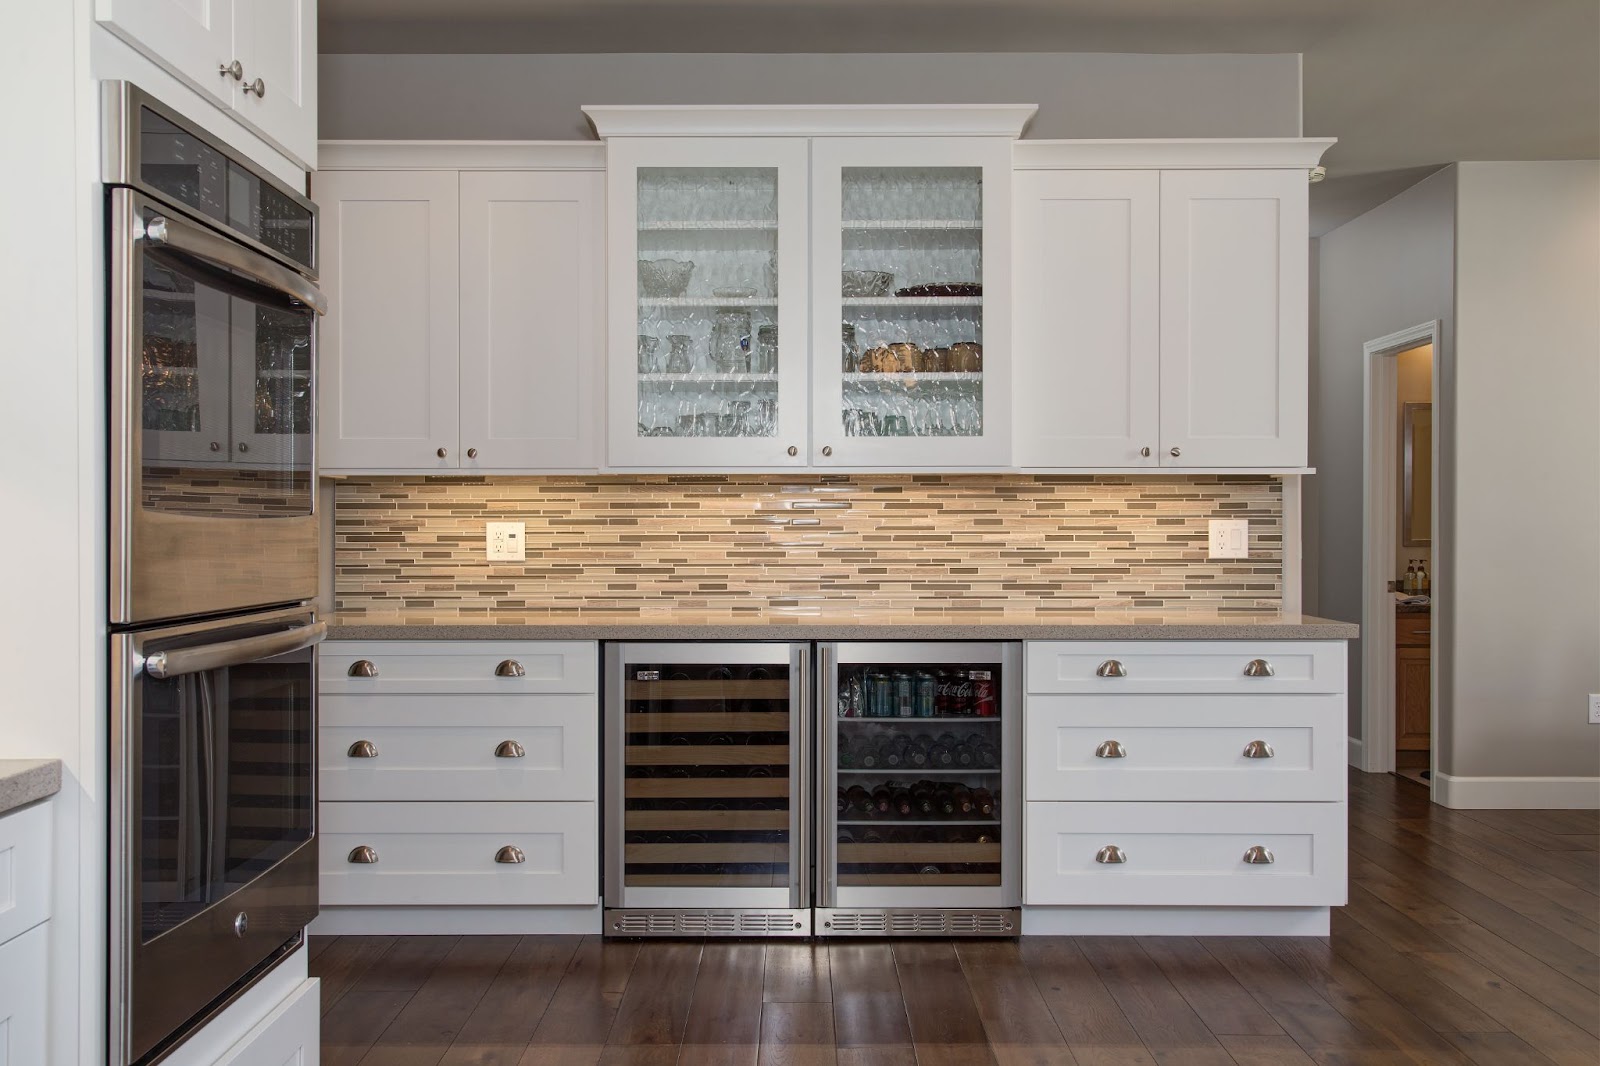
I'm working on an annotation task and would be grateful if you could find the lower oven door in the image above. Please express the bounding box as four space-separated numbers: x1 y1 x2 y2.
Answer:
111 607 323 1065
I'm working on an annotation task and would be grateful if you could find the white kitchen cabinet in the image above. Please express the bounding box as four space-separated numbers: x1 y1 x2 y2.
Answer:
97 0 316 167
0 800 52 1066
314 161 605 474
1013 170 1161 468
0 925 49 1066
1012 142 1330 471
315 169 462 471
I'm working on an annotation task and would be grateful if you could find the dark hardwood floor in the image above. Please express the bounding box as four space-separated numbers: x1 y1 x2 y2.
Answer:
310 770 1600 1065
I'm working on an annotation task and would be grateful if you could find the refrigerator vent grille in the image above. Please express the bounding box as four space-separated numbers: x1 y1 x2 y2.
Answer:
608 910 810 937
823 910 1017 936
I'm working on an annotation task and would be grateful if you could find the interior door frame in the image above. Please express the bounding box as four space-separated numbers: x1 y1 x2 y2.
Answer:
1359 320 1441 788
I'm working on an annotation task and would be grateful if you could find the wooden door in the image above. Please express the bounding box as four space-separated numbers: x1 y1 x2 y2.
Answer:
1395 645 1432 751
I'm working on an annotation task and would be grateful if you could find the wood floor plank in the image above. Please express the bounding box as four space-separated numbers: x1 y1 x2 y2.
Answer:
1217 1033 1318 1065
1067 1051 1158 1066
313 935 403 1013
834 1048 916 1066
1412 950 1600 1066
354 936 462 993
827 944 912 1049
515 1046 602 1066
764 941 831 1002
1416 807 1600 895
890 941 994 1054
1135 936 1284 1037
443 935 583 1061
1076 936 1231 1056
606 940 704 1046
681 943 766 1048
527 938 642 1048
759 1001 838 1066
1439 1030 1562 1066
310 934 338 962
358 936 520 1066
322 988 414 1066
1460 810 1599 852
595 1047 681 1066
678 1044 759 1066
1392 816 1600 917
1324 915 1506 1033
1017 936 1149 1057
954 940 1075 1064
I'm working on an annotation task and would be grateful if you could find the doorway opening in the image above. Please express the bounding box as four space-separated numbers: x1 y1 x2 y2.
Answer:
1360 322 1442 797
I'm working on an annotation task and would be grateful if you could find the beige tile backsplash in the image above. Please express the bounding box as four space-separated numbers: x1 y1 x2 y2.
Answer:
332 474 1283 618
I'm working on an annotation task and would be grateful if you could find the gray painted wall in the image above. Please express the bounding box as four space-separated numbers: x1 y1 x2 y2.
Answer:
318 52 1301 141
1310 167 1457 742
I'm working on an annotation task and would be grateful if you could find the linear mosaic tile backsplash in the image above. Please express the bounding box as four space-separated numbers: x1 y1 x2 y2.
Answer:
332 475 1283 618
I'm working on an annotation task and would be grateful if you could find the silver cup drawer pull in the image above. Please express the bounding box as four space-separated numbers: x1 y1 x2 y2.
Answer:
495 740 526 759
1095 659 1127 678
347 740 379 759
347 659 379 677
1242 739 1275 759
495 659 526 677
1243 845 1276 865
347 846 378 864
1244 658 1275 677
1095 845 1127 864
495 845 526 864
1094 740 1127 759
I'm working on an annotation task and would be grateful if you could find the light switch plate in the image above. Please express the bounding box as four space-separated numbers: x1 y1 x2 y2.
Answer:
1588 694 1600 725
1208 519 1250 560
486 521 525 562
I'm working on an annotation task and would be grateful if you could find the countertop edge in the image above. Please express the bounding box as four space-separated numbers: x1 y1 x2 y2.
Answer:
326 620 1360 641
0 759 64 818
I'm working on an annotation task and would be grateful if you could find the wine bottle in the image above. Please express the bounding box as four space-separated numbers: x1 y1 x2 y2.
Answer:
911 782 937 815
972 787 996 817
836 787 849 817
845 785 874 815
890 786 914 818
879 740 904 769
936 785 957 816
929 742 955 768
871 786 894 817
837 737 856 769
949 784 975 815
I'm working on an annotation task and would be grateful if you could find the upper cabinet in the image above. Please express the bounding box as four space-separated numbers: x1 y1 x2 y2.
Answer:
1013 141 1332 470
97 0 317 168
590 106 1033 470
313 147 605 474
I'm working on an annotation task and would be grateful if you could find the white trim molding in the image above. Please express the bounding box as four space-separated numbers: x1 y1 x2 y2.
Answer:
309 905 603 936
318 140 607 171
1013 138 1336 170
1022 906 1331 937
582 104 1038 139
1348 735 1365 768
1433 774 1600 810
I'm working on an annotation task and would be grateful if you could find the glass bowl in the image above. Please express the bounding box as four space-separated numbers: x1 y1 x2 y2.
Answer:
841 269 894 297
638 259 695 298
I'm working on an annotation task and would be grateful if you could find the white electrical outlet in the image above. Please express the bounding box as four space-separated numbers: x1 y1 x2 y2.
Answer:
486 521 525 562
1589 694 1600 725
1208 519 1250 560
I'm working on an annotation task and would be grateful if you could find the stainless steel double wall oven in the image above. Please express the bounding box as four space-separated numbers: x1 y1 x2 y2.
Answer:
105 83 327 1066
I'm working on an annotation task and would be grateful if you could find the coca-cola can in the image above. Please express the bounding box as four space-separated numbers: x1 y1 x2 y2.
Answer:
949 674 975 716
971 669 997 717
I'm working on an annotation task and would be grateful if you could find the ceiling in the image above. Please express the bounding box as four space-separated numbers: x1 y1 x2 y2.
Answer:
320 0 1600 234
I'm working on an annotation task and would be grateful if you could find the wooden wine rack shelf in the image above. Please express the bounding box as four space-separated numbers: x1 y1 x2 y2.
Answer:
623 711 791 732
626 778 789 799
625 842 789 863
627 745 789 766
628 873 787 887
837 842 1001 863
626 809 788 831
627 679 789 701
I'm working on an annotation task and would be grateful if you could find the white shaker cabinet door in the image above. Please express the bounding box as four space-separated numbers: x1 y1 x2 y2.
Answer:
1158 169 1308 468
459 171 604 472
233 0 317 168
1013 170 1160 469
315 170 462 472
0 924 48 1066
97 0 237 109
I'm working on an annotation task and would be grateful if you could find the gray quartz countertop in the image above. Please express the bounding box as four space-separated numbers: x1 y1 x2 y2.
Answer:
0 760 63 817
327 609 1358 642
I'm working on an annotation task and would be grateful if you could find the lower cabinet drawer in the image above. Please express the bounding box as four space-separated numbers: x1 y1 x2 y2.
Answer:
320 801 598 907
321 693 598 802
0 923 47 1065
0 800 52 945
1024 801 1346 907
216 977 319 1066
1025 695 1345 802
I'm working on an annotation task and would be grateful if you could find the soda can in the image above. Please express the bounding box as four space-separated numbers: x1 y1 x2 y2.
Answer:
868 672 892 718
892 671 914 717
914 671 938 717
971 669 998 717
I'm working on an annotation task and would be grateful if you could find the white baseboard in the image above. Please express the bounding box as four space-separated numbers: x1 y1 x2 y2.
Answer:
1020 906 1330 936
1348 735 1365 769
309 905 602 936
1433 773 1600 810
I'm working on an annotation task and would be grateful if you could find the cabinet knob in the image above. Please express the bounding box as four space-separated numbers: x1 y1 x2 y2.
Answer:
822 446 833 457
1140 446 1151 457
1095 845 1127 865
347 846 378 864
1242 739 1275 759
1094 740 1127 759
1243 845 1276 865
495 659 526 677
1095 659 1127 678
243 77 266 98
219 59 243 81
232 911 249 938
495 845 526 865
209 441 221 451
437 447 448 459
495 739 526 759
347 659 379 677
1244 659 1275 678
1170 447 1181 458
346 739 379 759
787 445 798 457
467 448 478 459
237 442 249 453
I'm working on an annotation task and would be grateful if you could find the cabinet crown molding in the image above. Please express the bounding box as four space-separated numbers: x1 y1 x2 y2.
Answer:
582 104 1038 138
318 140 607 171
1013 138 1336 170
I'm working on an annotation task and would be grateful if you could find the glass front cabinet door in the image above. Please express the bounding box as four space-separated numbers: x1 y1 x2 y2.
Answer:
606 139 812 467
810 139 1013 468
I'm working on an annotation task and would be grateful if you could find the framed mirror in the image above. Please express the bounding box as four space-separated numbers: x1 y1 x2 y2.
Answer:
1402 402 1432 546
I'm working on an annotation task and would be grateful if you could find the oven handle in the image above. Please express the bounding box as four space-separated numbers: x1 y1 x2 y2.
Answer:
144 621 327 680
142 211 328 316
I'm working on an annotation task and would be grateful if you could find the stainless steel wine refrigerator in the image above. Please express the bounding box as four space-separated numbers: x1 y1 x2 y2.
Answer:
604 642 1021 937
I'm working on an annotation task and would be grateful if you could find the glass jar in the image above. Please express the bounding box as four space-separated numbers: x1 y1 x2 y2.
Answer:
710 308 752 374
664 334 693 374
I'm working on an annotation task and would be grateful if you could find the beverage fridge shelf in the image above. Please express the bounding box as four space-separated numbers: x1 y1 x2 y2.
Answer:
838 873 997 887
626 778 788 799
838 716 1001 724
838 819 998 827
839 768 998 776
837 842 1000 863
626 842 789 863
627 745 789 766
629 873 789 887
628 810 788 831
627 679 789 700
625 711 790 732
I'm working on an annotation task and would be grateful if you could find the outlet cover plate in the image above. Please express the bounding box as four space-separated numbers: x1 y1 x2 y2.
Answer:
1208 519 1250 560
1589 694 1600 725
486 521 526 562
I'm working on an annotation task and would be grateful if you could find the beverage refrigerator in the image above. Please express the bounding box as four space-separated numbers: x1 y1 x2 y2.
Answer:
604 642 1020 937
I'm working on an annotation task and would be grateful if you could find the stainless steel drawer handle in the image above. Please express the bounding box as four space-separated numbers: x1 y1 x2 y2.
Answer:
495 740 526 759
1242 739 1275 759
495 659 526 677
1244 659 1275 678
1096 659 1127 678
347 740 379 759
347 846 378 864
1094 740 1127 759
1095 845 1127 865
1243 845 1275 865
495 846 526 864
348 660 379 677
